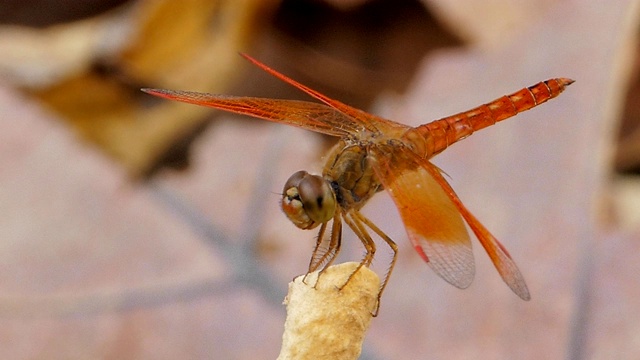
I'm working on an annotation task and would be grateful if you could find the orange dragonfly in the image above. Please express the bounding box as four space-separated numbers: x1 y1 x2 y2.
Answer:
143 54 573 313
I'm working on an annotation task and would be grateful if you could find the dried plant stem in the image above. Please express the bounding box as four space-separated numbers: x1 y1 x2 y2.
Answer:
277 262 380 360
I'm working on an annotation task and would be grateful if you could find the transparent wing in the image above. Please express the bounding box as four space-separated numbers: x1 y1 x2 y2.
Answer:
370 146 475 289
239 53 409 134
141 90 356 137
143 53 411 138
419 159 531 300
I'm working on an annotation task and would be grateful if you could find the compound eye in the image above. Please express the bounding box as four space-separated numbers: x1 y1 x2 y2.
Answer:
297 175 336 224
281 171 336 230
282 170 308 194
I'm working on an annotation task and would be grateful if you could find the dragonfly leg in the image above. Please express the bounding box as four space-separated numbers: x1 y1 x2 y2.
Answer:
303 221 328 283
341 212 378 306
304 211 342 287
354 212 398 317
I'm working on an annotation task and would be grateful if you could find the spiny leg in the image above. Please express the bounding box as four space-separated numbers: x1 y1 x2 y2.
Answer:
304 211 343 287
307 221 329 272
302 221 328 285
353 211 398 317
313 211 343 272
342 211 376 289
315 211 343 278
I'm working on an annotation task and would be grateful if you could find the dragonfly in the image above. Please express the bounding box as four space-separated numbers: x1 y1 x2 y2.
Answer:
142 54 573 314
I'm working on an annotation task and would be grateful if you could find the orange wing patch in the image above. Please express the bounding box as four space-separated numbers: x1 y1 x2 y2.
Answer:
372 147 475 289
420 158 531 300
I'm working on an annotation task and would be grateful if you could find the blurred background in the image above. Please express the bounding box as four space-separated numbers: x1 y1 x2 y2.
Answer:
0 0 639 359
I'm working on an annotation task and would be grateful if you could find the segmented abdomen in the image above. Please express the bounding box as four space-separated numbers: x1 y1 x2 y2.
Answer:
416 78 574 157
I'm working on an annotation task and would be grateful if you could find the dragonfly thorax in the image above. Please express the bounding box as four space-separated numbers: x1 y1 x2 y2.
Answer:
322 140 383 212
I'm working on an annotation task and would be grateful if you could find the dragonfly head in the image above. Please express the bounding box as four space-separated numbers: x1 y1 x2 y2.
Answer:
281 171 336 230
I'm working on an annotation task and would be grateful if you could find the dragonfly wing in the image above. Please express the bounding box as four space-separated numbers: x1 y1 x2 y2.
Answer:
144 54 412 138
418 154 531 300
371 146 475 289
240 53 409 134
141 90 360 137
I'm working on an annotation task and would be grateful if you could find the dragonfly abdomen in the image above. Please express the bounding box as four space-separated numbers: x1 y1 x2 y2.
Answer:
415 78 574 157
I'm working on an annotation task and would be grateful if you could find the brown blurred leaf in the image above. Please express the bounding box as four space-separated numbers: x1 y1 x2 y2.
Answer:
26 0 272 175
